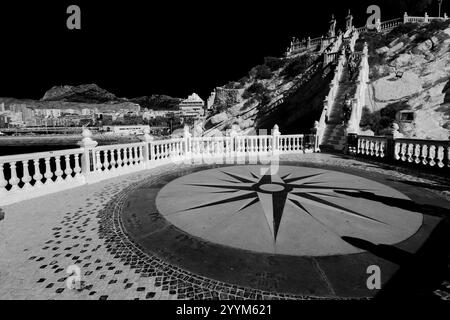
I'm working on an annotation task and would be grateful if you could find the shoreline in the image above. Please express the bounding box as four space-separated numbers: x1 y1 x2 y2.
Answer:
0 134 142 147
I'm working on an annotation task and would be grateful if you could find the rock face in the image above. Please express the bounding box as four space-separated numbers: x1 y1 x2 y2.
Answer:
213 88 242 107
41 84 120 103
367 22 450 140
130 95 181 110
210 112 229 125
2 84 181 114
372 72 422 101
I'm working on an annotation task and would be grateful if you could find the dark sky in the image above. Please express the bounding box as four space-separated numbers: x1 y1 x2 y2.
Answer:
0 0 446 100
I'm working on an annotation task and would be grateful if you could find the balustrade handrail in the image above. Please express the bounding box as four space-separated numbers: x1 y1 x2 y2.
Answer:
351 134 450 169
394 137 449 144
0 147 84 163
95 142 145 151
358 135 387 140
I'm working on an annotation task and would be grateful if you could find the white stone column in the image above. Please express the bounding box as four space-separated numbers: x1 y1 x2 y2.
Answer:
140 128 154 168
272 124 281 156
404 12 409 24
77 128 98 183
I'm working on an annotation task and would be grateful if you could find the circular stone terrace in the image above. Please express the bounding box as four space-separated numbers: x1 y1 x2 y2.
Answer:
0 153 449 300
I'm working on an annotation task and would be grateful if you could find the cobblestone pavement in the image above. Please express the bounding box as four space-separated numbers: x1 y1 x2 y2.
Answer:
0 154 448 300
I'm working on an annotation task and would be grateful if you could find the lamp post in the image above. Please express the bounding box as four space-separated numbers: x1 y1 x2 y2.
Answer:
439 0 443 17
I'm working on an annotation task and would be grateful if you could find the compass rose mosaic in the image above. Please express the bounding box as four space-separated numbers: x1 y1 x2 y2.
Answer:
156 165 423 256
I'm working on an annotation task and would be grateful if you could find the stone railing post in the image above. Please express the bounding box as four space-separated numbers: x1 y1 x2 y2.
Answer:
424 12 429 23
444 13 448 20
385 133 395 162
228 128 238 161
307 36 311 49
140 128 154 168
77 128 98 182
313 121 320 152
183 125 192 161
272 124 281 155
404 12 409 23
346 133 358 155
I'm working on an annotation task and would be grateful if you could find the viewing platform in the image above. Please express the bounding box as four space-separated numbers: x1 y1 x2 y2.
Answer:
0 127 449 300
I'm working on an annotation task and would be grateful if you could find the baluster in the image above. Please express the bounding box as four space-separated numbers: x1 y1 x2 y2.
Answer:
64 155 73 180
117 149 124 167
400 143 407 161
414 144 421 164
287 137 291 152
40 156 51 182
73 154 82 178
429 145 436 167
380 141 385 158
365 140 371 155
369 141 375 156
357 139 362 154
96 151 103 172
407 144 414 162
9 161 20 191
54 156 64 182
374 141 380 157
394 142 400 159
437 146 444 168
21 160 32 189
43 157 53 184
110 150 117 171
421 145 428 165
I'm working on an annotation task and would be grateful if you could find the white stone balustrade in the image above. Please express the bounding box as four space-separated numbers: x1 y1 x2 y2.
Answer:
380 18 403 31
356 136 387 158
394 139 449 168
404 12 448 24
0 148 85 205
288 12 446 57
352 136 449 169
0 127 313 206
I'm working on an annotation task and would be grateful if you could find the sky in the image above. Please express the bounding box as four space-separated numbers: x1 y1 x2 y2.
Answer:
0 0 446 100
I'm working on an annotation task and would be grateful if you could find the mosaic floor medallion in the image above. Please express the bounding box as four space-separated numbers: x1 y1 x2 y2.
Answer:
156 165 423 256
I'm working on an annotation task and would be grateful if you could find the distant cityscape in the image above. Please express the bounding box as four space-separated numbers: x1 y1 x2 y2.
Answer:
0 92 216 136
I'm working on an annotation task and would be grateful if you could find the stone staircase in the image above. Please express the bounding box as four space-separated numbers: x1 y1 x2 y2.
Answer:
320 61 357 152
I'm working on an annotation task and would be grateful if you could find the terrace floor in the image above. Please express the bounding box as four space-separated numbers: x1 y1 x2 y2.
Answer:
0 153 449 300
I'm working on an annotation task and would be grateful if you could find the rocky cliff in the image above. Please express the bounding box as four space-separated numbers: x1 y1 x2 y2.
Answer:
205 20 450 140
204 53 321 135
1 84 181 113
359 20 450 140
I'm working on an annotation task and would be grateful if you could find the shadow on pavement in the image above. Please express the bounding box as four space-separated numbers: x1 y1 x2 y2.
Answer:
342 217 450 300
335 190 450 218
